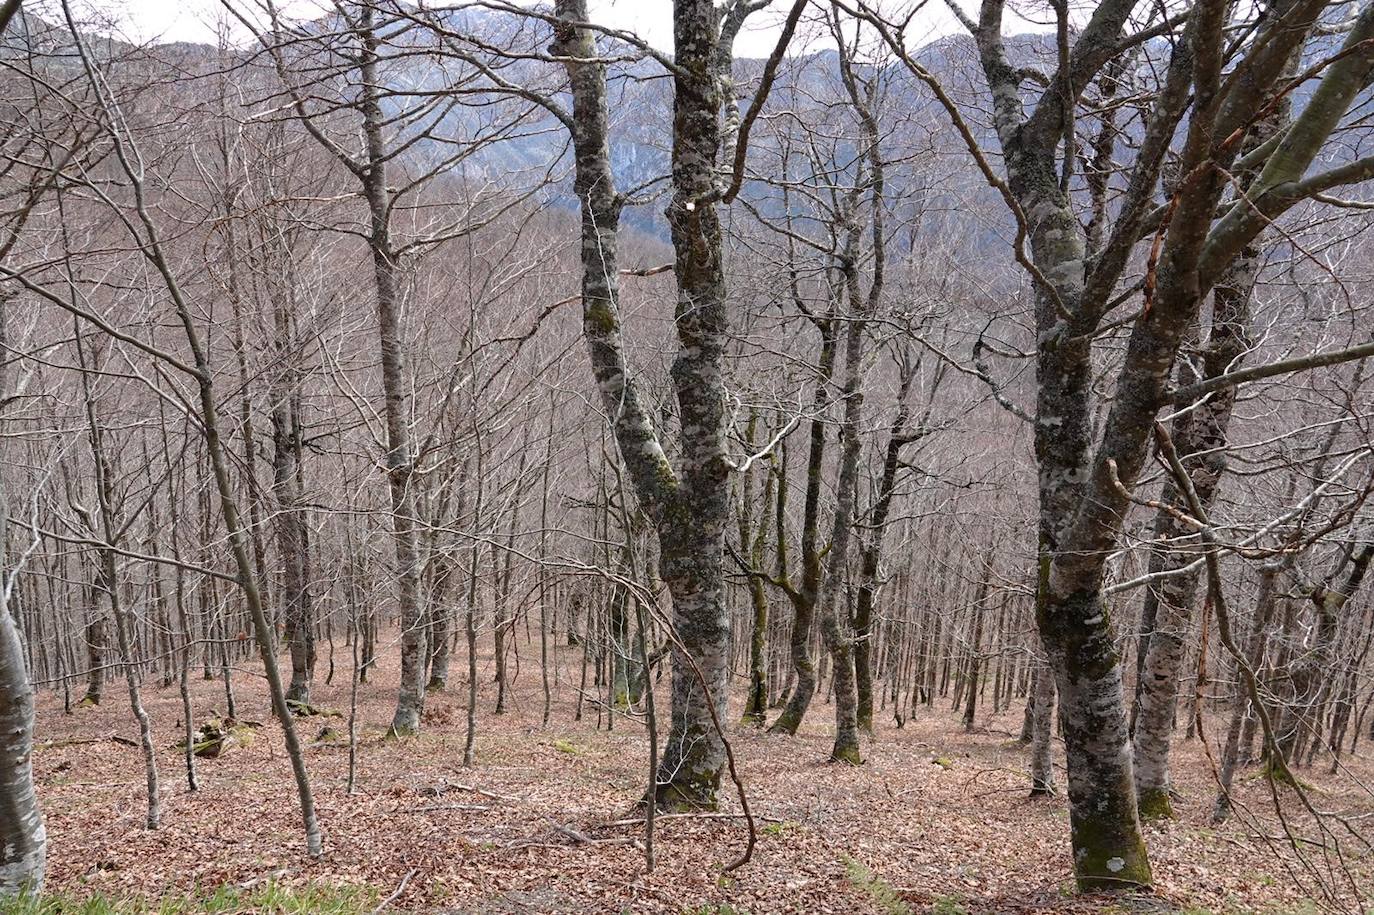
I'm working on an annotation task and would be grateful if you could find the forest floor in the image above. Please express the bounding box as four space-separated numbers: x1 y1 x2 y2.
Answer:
29 634 1374 915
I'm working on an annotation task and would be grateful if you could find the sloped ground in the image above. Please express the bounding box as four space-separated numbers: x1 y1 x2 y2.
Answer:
31 636 1374 913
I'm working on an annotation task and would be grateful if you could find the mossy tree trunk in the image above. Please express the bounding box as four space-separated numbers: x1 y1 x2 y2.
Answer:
865 0 1374 889
554 0 773 807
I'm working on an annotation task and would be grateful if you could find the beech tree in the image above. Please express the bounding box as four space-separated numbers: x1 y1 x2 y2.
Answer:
3 0 1374 906
0 287 46 903
550 0 756 806
852 0 1374 889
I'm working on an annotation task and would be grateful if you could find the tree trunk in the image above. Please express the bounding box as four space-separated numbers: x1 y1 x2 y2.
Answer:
738 416 771 727
0 434 46 898
555 0 738 808
767 319 836 736
854 361 919 735
1132 136 1263 818
1029 651 1057 796
269 301 314 707
80 590 104 706
815 297 867 764
353 11 428 736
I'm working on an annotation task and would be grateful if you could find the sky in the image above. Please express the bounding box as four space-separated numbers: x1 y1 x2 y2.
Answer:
50 0 969 55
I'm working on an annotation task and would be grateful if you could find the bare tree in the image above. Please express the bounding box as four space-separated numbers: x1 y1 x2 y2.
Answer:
850 0 1374 889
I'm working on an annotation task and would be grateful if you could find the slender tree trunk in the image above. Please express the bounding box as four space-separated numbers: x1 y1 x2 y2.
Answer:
352 12 428 736
1133 212 1259 819
269 302 314 707
75 328 160 830
816 295 866 764
963 568 990 733
0 319 46 897
464 541 480 767
1029 650 1057 796
768 321 836 735
738 416 772 727
854 368 918 735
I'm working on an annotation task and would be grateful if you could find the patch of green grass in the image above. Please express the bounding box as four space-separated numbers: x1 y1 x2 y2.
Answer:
928 896 969 915
1262 902 1321 915
761 820 800 838
3 881 377 914
842 855 912 915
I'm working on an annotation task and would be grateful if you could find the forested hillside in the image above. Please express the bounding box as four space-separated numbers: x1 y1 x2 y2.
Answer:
2 0 1373 912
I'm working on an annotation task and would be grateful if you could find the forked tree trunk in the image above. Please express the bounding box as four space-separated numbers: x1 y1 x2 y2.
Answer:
555 0 739 807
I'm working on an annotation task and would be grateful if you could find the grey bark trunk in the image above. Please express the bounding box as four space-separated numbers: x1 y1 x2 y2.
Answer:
555 0 736 808
767 316 836 735
816 309 864 762
853 363 918 735
270 302 314 708
1029 651 1057 796
0 585 44 899
0 395 46 897
355 17 428 735
1132 242 1257 818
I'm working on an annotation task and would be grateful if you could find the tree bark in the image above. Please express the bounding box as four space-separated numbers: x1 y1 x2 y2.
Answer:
555 0 742 808
1029 649 1057 796
269 300 314 707
1132 241 1257 818
0 307 46 898
817 304 866 764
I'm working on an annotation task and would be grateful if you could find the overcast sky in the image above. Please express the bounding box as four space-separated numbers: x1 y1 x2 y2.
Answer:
51 0 971 54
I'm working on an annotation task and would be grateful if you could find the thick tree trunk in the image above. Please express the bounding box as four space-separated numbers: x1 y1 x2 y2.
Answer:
1132 116 1263 815
556 0 736 808
1032 303 1151 888
655 1 734 793
0 598 43 899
